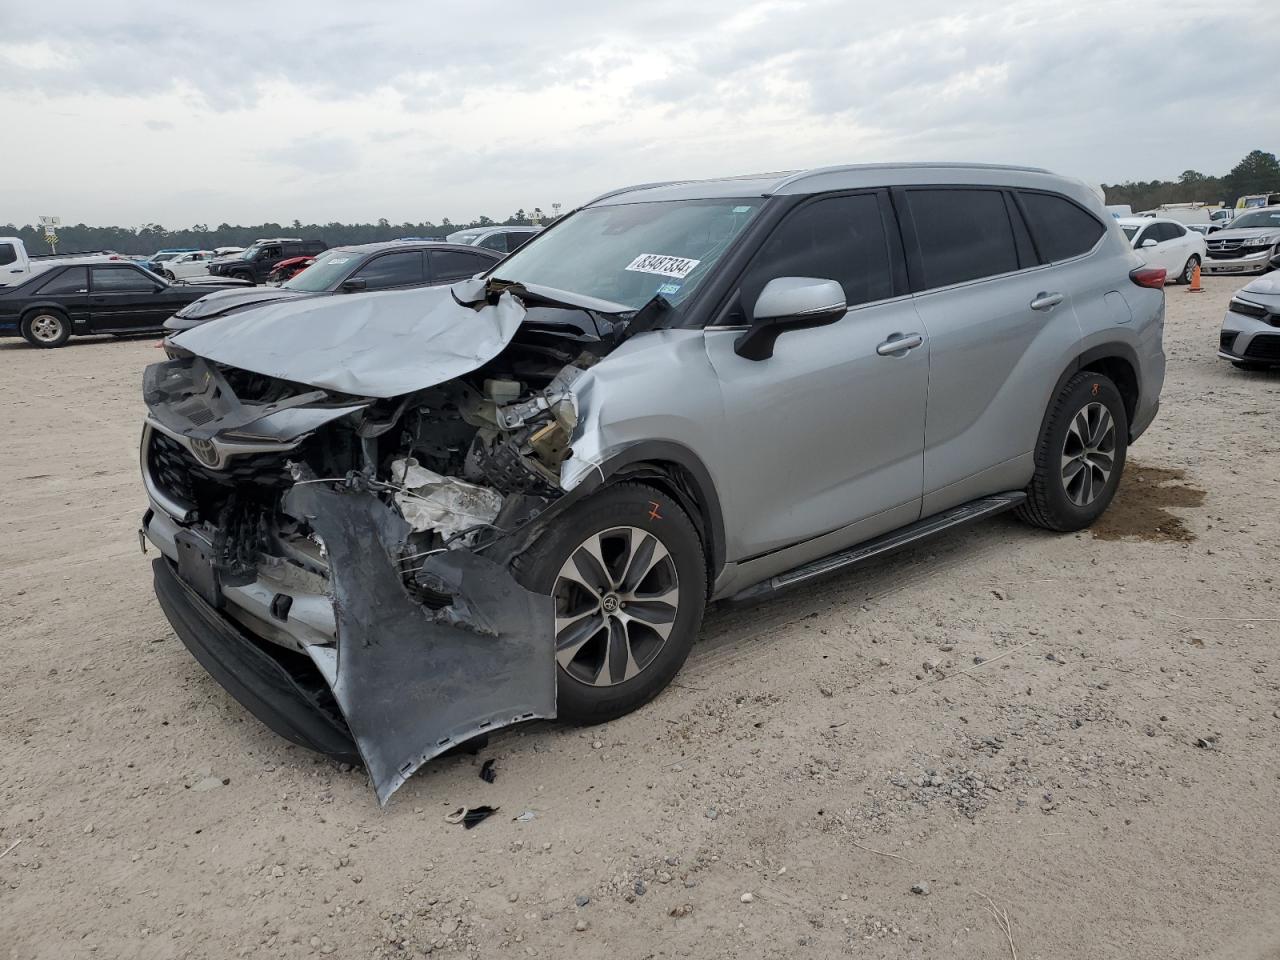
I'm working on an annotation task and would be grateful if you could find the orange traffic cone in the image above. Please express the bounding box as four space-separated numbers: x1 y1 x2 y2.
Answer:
1188 261 1202 292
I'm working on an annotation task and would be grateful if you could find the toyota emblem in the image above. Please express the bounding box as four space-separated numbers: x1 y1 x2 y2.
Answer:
189 437 219 468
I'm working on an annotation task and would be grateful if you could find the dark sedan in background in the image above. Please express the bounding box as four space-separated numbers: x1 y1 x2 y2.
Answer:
163 240 503 333
0 261 247 348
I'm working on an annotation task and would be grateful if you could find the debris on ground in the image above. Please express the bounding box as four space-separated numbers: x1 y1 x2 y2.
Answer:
479 759 497 783
444 806 500 829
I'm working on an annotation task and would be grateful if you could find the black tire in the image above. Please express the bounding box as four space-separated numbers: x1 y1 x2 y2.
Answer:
1174 255 1200 285
1016 371 1128 532
20 309 71 348
512 481 706 725
163 269 176 281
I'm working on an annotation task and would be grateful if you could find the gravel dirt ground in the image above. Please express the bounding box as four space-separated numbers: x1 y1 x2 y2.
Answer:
2 277 1278 960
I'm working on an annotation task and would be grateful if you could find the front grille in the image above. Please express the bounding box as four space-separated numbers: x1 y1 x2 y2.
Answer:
1208 239 1269 260
1243 334 1280 361
1220 332 1238 352
147 429 294 517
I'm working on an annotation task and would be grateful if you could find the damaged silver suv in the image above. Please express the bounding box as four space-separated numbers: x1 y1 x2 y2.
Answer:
140 163 1166 802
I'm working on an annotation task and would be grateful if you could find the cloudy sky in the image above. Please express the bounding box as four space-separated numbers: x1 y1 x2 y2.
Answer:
1 0 1276 227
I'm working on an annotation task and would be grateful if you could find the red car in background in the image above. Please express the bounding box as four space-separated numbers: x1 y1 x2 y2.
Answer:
266 255 314 284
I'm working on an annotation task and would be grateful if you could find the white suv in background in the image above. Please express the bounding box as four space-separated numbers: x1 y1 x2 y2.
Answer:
158 250 217 281
1117 216 1207 285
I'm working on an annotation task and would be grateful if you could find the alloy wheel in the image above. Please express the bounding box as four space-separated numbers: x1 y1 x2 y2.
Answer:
29 314 64 343
1060 401 1115 507
553 525 680 687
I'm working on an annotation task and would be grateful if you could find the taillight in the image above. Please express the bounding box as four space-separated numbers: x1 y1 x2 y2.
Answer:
1129 266 1167 289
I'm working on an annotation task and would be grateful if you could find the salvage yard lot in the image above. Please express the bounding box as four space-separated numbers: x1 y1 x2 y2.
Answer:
2 277 1278 959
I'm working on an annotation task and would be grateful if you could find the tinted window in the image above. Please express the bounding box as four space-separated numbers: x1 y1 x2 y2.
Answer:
91 266 156 292
1134 226 1157 246
507 231 535 251
0 243 15 267
36 266 88 294
1019 192 1105 262
430 249 497 282
738 193 894 316
1158 222 1185 241
477 232 508 252
906 189 1019 288
353 251 424 289
259 246 282 260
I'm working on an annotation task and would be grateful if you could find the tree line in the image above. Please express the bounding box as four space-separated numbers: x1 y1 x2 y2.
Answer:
5 149 1278 256
1101 148 1280 211
0 209 551 257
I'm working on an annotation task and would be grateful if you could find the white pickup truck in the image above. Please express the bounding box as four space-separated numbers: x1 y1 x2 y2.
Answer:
0 237 125 287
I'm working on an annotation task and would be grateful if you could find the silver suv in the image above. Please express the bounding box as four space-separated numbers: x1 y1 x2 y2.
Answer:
140 162 1166 802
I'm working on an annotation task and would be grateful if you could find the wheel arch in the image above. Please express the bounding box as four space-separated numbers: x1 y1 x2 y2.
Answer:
585 441 726 589
1044 343 1142 440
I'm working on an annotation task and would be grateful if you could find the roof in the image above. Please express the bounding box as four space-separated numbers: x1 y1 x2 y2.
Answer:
1115 216 1179 226
587 162 1068 207
321 239 499 255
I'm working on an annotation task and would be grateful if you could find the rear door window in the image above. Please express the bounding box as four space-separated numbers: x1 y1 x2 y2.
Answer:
91 266 156 292
904 188 1020 289
477 232 508 253
1158 222 1185 241
506 231 535 251
352 251 424 289
429 249 497 282
36 266 88 294
1018 191 1105 262
737 193 895 317
0 243 16 267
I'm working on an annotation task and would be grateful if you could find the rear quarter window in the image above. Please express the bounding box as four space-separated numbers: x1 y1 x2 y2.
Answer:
1018 192 1106 261
0 243 16 267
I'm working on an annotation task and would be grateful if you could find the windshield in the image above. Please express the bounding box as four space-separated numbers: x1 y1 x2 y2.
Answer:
283 249 354 292
1229 210 1280 230
489 198 765 311
239 244 265 261
1121 225 1140 240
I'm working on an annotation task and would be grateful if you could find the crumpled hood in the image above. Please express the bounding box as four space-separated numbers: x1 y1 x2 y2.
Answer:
176 285 312 321
171 283 526 398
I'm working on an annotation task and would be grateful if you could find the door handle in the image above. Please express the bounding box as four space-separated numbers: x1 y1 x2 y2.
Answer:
876 332 925 356
1030 292 1064 311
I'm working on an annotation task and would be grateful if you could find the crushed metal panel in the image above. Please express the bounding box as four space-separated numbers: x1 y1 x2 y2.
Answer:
171 285 527 398
282 483 555 806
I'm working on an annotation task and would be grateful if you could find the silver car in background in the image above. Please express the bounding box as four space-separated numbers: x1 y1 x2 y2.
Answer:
1202 206 1280 276
1218 261 1280 368
140 162 1165 802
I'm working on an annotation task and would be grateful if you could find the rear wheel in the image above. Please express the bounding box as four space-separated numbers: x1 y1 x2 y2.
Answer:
1175 255 1200 285
1016 372 1128 532
21 310 71 348
512 482 706 725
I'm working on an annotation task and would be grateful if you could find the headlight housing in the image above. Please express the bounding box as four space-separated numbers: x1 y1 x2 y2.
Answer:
1248 235 1276 247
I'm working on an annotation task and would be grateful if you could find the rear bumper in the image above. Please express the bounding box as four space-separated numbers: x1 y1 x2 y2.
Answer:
152 556 359 760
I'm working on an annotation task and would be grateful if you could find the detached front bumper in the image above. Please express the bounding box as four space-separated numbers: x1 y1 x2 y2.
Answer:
142 481 557 805
151 552 359 760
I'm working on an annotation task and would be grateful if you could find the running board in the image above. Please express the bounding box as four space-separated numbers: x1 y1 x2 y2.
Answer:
727 492 1026 604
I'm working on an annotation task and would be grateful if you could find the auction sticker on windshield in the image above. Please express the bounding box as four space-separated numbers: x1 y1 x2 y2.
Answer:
625 254 701 279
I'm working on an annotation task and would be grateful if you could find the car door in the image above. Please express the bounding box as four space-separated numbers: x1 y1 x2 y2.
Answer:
88 265 166 331
31 266 91 326
703 190 927 561
348 250 425 290
897 186 1086 514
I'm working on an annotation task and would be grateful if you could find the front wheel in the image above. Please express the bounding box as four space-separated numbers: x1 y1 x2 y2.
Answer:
21 310 71 348
1175 255 1200 285
1016 372 1128 532
512 482 706 725
163 269 177 281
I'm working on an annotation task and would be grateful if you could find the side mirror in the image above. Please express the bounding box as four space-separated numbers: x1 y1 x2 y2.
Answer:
1139 238 1159 249
340 277 367 293
733 277 846 361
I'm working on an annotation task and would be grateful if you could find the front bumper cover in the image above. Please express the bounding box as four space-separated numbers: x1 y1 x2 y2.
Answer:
145 483 557 805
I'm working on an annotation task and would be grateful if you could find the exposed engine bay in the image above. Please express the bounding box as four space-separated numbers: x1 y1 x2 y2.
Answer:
140 283 643 803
